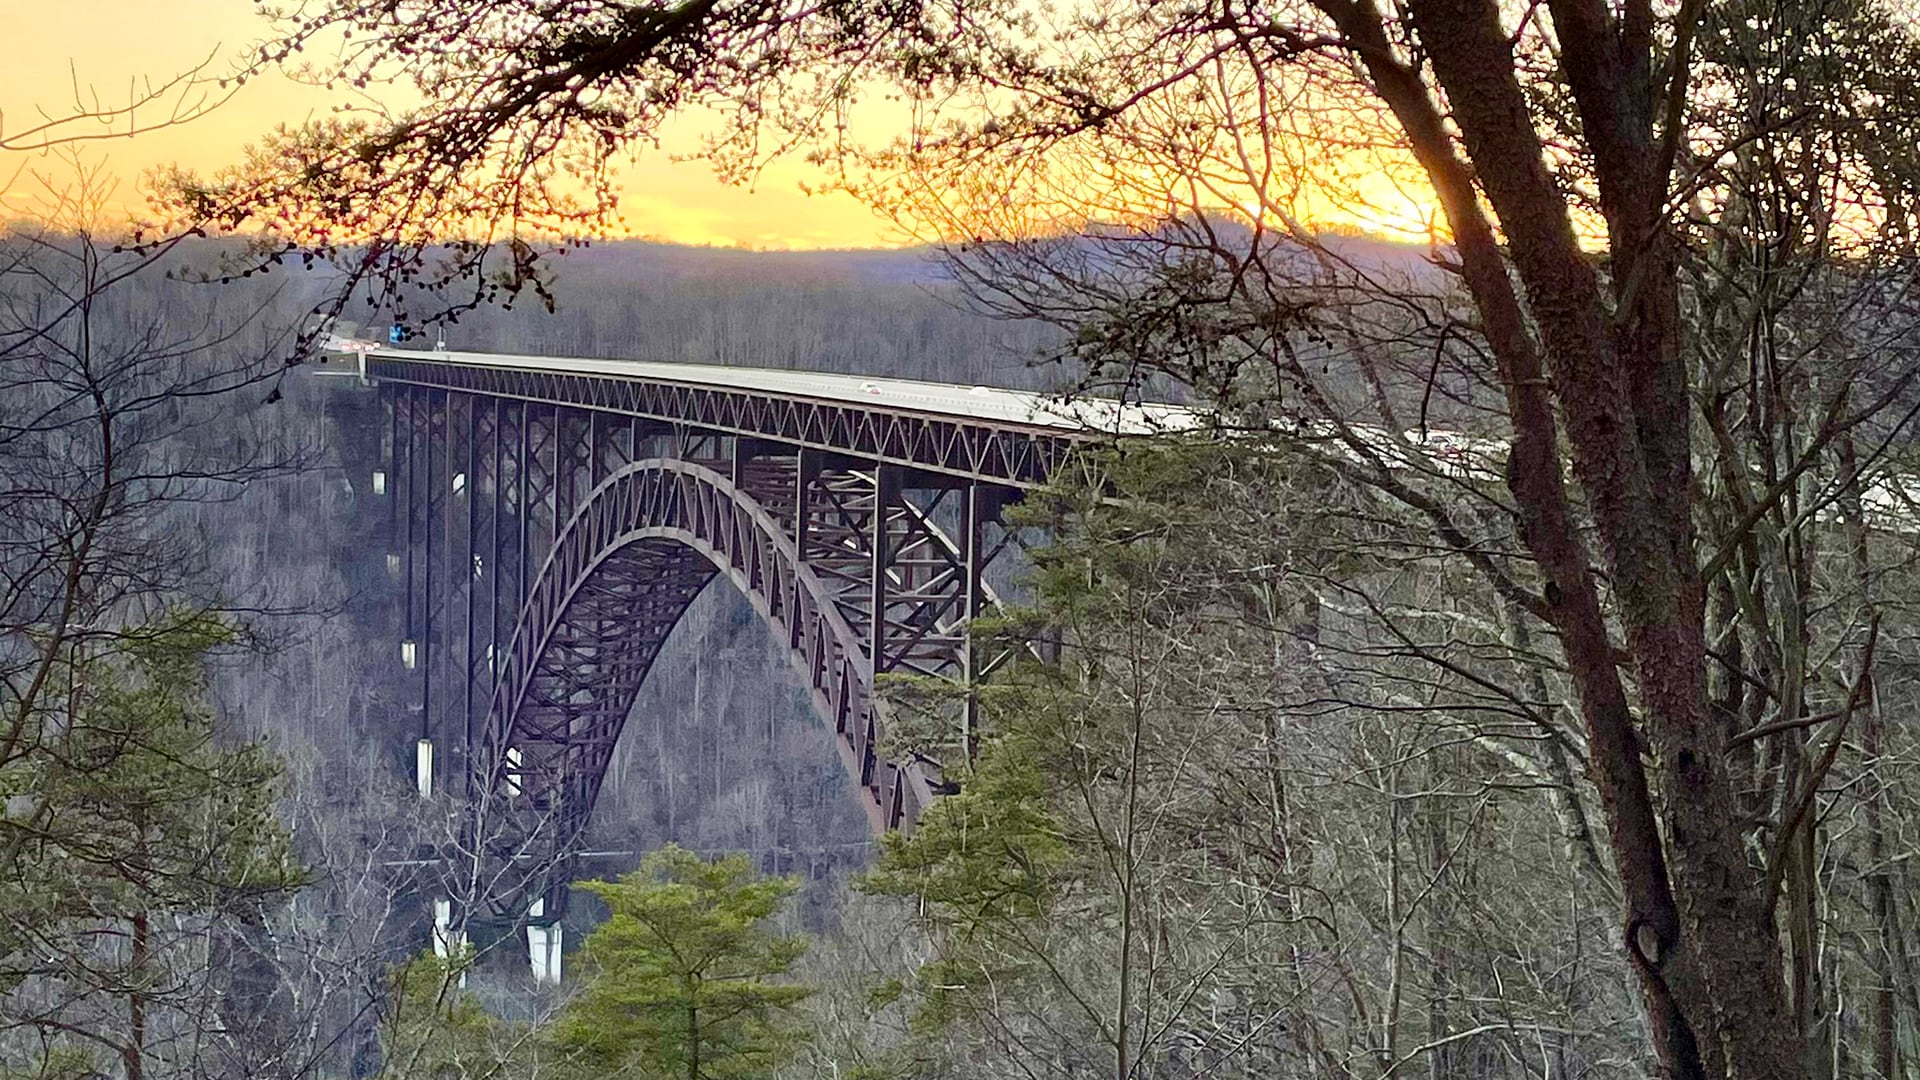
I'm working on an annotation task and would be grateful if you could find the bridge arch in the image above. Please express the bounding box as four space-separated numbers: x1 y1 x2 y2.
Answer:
475 458 934 907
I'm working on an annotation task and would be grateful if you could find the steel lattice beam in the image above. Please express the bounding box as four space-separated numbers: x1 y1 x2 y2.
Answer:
369 354 1073 487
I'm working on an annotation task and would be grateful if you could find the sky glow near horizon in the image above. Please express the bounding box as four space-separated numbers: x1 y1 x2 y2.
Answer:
0 0 903 249
1 1 1444 250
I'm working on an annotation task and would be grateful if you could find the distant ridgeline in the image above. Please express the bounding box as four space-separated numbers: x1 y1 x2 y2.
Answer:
338 241 1066 390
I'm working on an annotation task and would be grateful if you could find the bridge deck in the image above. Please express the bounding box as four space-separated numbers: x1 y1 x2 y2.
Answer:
354 345 1198 436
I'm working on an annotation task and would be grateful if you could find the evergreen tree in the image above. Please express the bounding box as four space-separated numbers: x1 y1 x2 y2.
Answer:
0 613 302 1077
552 845 809 1080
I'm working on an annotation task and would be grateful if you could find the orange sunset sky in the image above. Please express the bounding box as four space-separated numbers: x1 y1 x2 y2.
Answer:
1 0 899 248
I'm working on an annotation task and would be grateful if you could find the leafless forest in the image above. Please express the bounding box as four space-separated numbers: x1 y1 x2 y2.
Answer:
12 1 1920 1078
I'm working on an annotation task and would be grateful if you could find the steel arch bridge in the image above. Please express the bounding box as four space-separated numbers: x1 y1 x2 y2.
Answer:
346 345 1179 943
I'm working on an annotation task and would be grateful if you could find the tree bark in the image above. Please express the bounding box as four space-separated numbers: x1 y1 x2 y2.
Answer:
1841 425 1898 1080
1312 1 1803 1076
126 910 149 1080
1400 4 1800 1075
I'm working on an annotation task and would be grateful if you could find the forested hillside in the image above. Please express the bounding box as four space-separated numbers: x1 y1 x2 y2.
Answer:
354 241 1064 388
18 0 1920 1074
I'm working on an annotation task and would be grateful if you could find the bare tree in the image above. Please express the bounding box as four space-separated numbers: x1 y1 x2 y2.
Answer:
0 163 337 1078
156 2 1920 1076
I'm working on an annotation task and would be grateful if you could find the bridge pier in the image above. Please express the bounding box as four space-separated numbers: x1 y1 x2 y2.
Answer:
527 900 563 985
430 898 468 985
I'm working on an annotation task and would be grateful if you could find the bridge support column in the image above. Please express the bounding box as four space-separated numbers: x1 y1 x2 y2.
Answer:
430 898 468 983
865 465 899 807
527 899 562 985
961 484 988 762
460 394 480 800
415 738 434 798
792 447 818 561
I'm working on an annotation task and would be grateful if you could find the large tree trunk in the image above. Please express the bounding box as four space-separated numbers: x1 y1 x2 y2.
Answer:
1314 1 1803 1076
1408 4 1799 1076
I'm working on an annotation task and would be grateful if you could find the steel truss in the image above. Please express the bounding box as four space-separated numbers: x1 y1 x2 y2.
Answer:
384 374 1038 923
368 354 1072 487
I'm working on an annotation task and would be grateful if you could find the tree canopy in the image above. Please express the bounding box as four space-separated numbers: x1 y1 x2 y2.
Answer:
553 845 811 1080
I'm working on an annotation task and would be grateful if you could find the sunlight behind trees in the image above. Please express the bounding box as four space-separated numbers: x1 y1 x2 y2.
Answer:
10 2 1920 1079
